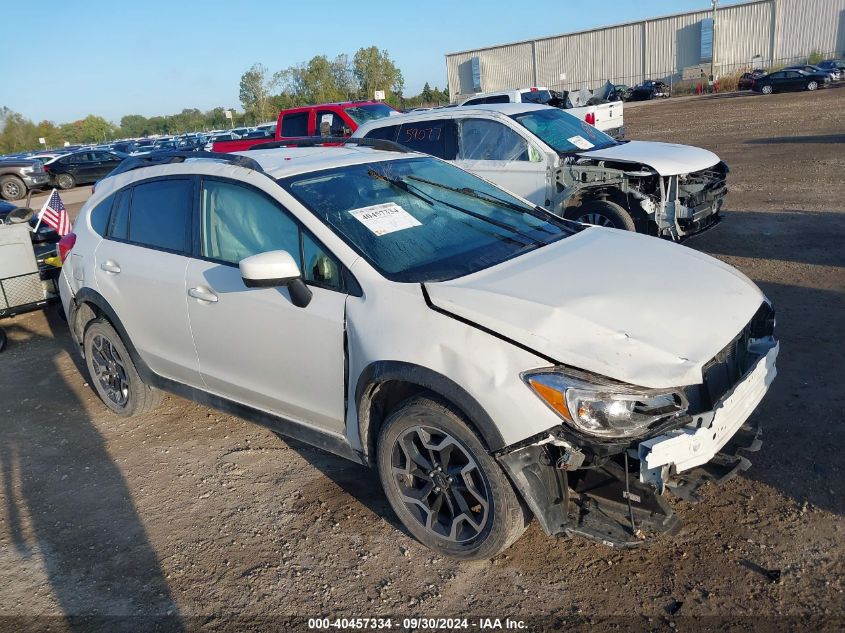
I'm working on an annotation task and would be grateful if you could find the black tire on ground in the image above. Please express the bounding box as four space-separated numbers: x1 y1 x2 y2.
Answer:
565 199 637 231
807 81 818 91
83 318 161 417
761 84 773 94
377 395 528 560
56 173 75 190
0 175 26 201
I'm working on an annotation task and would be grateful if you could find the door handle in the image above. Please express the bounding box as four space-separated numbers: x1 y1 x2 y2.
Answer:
100 261 121 274
188 287 218 303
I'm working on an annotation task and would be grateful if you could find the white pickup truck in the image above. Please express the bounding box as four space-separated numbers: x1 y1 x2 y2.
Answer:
459 87 625 139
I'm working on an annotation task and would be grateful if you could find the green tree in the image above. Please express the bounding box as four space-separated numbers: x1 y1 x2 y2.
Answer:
119 114 150 138
352 46 404 104
239 63 278 123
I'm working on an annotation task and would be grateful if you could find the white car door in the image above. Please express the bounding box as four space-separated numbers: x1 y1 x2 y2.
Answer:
184 178 347 433
93 179 202 387
452 118 548 206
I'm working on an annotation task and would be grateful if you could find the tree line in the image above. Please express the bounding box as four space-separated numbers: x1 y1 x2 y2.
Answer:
0 45 449 154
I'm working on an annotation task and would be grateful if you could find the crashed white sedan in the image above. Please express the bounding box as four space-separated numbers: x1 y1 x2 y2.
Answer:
355 103 728 240
60 142 777 560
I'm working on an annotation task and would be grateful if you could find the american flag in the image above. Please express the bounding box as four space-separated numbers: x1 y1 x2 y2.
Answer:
38 189 71 236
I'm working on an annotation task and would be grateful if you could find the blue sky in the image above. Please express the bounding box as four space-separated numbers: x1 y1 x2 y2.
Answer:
1 0 731 124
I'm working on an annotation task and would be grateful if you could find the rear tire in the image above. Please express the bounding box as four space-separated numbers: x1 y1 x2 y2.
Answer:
0 175 26 201
377 395 528 560
807 81 818 91
83 318 161 417
56 173 75 190
761 84 773 95
565 199 636 231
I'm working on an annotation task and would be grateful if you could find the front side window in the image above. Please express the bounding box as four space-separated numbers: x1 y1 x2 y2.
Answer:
281 157 576 283
128 179 192 252
316 110 347 136
201 179 345 291
458 119 529 161
511 108 617 153
520 90 552 104
281 112 309 137
201 180 299 264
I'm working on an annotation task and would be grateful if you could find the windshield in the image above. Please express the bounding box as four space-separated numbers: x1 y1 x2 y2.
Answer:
280 157 577 282
344 104 395 125
511 108 618 153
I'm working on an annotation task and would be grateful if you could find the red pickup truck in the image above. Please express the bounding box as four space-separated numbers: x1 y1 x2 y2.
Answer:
212 101 399 153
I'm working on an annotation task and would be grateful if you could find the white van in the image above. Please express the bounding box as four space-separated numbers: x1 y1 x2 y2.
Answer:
354 104 727 240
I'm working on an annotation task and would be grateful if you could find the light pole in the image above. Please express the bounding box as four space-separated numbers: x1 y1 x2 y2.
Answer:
711 0 718 83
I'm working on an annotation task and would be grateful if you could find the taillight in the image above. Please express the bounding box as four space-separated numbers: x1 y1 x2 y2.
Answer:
58 233 76 262
43 165 51 172
585 112 596 125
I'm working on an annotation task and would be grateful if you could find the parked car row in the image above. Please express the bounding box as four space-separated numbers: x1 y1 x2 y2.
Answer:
740 59 843 94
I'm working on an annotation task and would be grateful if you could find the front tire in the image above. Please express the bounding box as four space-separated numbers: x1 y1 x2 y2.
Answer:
83 318 161 417
566 199 636 231
761 84 773 95
377 396 528 560
56 173 75 190
0 175 26 201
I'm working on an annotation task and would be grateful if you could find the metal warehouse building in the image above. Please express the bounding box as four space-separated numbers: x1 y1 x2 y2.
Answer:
446 0 845 100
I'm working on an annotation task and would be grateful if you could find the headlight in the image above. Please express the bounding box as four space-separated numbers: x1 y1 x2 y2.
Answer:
522 368 687 439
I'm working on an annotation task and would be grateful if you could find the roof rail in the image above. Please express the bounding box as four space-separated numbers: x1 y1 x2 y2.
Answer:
248 136 410 154
107 150 264 178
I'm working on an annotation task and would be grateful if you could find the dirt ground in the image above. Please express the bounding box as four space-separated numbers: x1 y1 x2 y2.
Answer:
1 88 843 632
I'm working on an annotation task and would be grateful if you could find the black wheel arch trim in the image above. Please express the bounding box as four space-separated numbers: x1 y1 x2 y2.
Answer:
70 287 363 464
355 360 507 462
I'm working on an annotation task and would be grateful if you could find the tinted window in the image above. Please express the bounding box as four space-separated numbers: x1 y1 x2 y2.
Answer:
459 119 529 161
128 179 192 252
398 121 446 158
108 189 131 240
200 180 298 264
90 194 114 236
364 125 399 142
768 72 784 79
485 95 511 104
520 90 552 104
281 112 309 137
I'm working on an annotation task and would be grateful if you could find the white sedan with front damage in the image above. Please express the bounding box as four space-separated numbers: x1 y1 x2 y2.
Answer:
355 103 729 240
60 142 776 560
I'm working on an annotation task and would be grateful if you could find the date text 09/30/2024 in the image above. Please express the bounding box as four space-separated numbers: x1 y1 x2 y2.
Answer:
308 617 527 630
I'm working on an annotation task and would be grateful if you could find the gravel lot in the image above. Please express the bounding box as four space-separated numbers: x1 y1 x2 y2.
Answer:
1 88 843 632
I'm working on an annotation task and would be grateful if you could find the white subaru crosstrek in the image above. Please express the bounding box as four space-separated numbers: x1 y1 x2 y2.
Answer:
58 142 778 560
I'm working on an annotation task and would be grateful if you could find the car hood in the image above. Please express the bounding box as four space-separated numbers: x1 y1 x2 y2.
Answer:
577 140 720 176
424 228 765 389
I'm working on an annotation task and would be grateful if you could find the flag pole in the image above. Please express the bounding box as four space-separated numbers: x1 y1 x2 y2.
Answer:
32 189 54 234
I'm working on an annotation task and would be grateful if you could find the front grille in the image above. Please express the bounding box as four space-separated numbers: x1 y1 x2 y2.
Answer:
687 302 775 412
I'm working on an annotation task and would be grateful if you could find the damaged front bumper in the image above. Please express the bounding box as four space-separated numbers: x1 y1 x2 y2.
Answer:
497 337 778 548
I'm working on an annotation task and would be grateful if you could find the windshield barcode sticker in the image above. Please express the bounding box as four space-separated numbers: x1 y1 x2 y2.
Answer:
567 135 595 150
349 203 421 236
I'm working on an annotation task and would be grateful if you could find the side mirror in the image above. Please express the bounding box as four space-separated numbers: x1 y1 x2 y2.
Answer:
7 207 34 224
239 250 312 308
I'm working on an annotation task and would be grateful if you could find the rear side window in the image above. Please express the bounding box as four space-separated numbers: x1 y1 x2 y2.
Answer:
128 179 192 252
397 121 448 158
108 189 131 240
89 194 114 236
364 125 399 142
281 112 309 137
